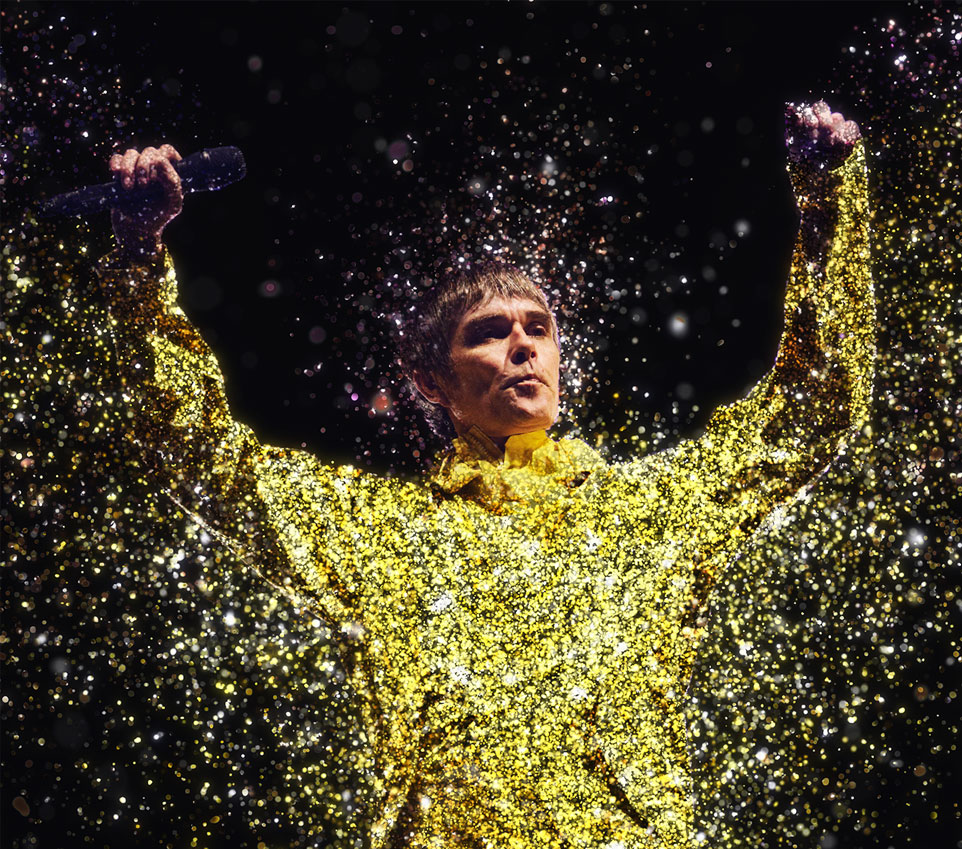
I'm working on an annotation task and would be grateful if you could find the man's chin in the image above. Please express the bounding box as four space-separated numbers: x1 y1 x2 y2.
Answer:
498 408 555 435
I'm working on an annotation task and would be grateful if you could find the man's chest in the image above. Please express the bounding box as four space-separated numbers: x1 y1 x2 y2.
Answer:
324 478 703 846
352 495 694 718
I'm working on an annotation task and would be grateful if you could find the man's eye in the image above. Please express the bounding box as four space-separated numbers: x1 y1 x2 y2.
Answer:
528 324 548 336
470 327 504 343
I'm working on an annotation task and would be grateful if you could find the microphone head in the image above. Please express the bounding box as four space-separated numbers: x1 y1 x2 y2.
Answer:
180 146 247 191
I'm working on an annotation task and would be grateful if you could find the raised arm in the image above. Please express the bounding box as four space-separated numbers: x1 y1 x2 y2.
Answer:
617 101 875 592
698 101 874 494
99 146 263 537
95 146 358 622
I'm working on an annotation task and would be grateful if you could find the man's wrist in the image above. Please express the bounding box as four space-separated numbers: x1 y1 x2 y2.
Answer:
116 234 164 263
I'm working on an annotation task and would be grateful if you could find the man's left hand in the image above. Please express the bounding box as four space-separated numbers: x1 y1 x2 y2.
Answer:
785 100 861 169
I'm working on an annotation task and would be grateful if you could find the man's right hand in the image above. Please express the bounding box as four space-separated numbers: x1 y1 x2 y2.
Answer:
109 144 184 260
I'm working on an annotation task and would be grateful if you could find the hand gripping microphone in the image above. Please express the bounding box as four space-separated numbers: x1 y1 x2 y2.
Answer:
37 146 246 219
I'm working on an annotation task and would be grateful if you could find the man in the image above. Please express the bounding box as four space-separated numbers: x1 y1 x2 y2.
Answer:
99 101 873 847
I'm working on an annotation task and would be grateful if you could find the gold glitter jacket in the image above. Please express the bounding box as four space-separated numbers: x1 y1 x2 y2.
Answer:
97 144 873 848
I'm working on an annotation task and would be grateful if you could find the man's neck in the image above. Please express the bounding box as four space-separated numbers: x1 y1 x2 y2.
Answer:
452 426 550 462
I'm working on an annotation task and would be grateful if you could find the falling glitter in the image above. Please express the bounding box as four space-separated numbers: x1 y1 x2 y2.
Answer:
3 4 960 849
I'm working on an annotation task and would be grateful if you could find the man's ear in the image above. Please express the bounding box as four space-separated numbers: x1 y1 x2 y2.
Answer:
412 370 450 407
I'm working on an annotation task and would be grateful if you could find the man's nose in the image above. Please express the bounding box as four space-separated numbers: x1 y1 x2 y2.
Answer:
509 326 536 365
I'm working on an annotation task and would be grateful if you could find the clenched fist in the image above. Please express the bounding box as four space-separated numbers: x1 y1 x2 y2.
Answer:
109 144 184 259
785 100 861 169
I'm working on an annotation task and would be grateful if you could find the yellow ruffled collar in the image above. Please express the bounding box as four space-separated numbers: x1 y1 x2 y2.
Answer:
430 426 604 508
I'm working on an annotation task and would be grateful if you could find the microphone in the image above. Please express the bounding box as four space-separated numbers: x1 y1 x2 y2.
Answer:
37 146 247 219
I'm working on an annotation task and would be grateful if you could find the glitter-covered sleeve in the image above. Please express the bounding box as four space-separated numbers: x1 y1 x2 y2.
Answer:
615 140 875 598
95 251 359 624
565 143 876 845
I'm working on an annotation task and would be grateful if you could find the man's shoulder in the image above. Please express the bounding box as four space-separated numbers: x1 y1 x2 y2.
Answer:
254 445 432 508
596 440 692 488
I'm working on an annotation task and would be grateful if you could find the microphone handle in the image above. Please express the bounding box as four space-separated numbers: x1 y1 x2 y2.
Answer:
37 146 246 219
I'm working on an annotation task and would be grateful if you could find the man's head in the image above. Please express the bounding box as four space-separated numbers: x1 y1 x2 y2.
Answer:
400 262 561 444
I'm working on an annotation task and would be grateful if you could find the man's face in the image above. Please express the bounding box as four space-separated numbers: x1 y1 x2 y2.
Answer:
427 295 561 442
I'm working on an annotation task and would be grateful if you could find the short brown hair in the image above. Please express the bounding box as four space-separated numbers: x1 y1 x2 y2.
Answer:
398 261 557 436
